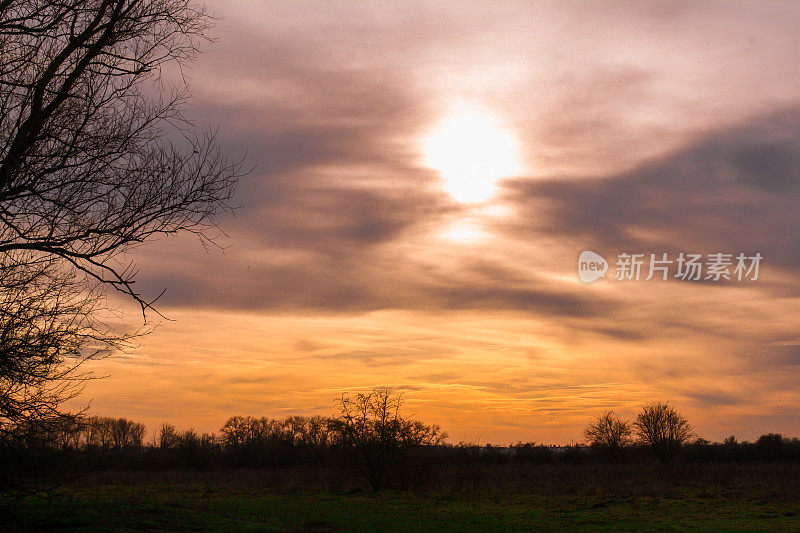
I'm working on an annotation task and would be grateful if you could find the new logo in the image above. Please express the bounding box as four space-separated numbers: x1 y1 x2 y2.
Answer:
578 250 608 283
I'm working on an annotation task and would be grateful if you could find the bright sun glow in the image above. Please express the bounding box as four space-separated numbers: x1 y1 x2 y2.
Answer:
439 220 487 242
422 109 522 203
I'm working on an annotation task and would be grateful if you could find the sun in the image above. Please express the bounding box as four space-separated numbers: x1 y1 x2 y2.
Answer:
422 109 522 203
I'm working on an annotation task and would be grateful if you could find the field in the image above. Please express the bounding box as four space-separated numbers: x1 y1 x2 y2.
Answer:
4 464 800 531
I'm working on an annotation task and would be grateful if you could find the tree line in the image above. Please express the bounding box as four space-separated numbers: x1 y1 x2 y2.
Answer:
5 390 800 493
3 389 447 491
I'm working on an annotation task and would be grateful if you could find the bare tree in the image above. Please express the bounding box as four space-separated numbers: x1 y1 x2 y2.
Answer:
158 422 179 448
0 0 242 458
106 416 145 449
0 0 241 308
0 263 108 494
633 402 694 461
286 415 333 462
0 254 126 447
333 388 446 490
584 410 632 452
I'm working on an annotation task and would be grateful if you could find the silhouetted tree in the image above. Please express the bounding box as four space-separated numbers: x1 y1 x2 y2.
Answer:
220 415 298 467
286 415 334 463
634 402 694 461
107 417 146 449
757 433 786 461
0 259 98 444
332 388 446 490
0 0 243 464
584 410 632 452
158 423 180 449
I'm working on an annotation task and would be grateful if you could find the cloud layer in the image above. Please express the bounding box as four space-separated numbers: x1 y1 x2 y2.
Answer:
73 0 800 443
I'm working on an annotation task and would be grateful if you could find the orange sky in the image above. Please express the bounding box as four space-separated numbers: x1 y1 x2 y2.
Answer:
71 0 800 444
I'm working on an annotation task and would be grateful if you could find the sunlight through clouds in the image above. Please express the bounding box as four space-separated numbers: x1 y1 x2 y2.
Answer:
422 107 522 203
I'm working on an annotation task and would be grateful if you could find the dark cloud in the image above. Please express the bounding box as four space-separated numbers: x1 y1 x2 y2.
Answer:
502 107 800 272
121 4 800 355
188 21 438 180
727 141 800 193
133 106 800 341
235 181 446 254
684 390 743 407
136 235 617 320
746 345 800 369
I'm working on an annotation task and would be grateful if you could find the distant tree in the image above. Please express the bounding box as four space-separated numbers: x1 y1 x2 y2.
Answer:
174 428 212 467
219 415 299 467
219 416 255 449
83 415 110 448
332 388 446 490
159 423 180 449
53 416 85 450
633 402 694 461
584 410 632 452
286 415 335 463
107 417 146 449
756 433 786 461
75 416 144 449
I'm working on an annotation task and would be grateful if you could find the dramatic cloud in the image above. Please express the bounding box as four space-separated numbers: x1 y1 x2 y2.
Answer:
505 107 800 272
72 0 800 443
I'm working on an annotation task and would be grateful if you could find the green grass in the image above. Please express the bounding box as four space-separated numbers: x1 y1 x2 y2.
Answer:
4 485 800 532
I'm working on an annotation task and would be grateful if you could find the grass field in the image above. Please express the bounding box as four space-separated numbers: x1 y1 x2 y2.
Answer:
4 465 800 531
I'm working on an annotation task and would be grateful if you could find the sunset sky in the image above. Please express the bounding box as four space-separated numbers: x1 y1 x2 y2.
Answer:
72 0 800 444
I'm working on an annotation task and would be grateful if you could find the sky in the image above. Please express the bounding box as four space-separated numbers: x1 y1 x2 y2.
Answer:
72 0 800 444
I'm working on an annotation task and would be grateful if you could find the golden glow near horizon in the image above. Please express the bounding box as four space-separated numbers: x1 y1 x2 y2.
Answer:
422 109 522 203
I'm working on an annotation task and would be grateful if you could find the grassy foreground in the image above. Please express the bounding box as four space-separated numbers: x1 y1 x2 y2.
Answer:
4 483 800 532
